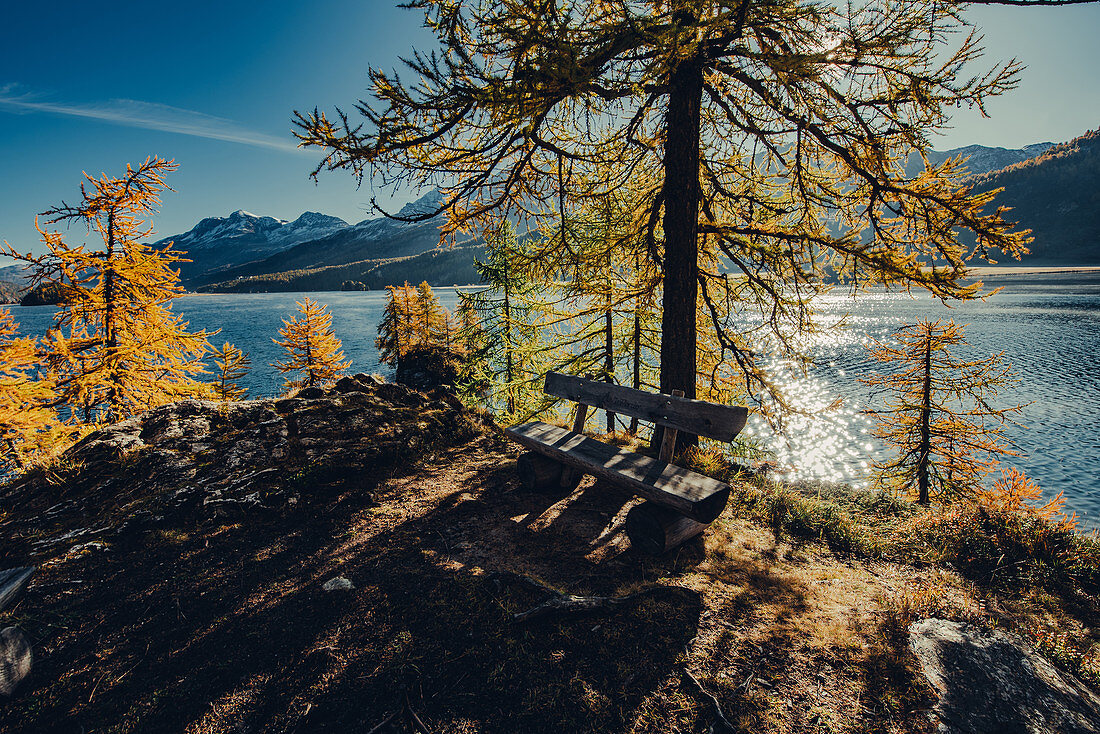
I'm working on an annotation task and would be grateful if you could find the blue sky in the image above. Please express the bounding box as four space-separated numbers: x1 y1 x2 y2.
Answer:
1 1 1098 256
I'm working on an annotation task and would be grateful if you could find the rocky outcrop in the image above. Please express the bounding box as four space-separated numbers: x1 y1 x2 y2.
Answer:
0 375 486 563
910 618 1100 734
0 627 32 697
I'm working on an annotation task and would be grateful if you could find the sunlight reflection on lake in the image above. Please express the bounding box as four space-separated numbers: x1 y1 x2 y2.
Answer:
745 276 1100 529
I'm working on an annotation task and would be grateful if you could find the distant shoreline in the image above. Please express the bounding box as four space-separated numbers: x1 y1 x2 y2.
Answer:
967 266 1100 277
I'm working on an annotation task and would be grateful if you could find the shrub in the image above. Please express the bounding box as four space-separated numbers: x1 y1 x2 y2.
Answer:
898 503 1100 595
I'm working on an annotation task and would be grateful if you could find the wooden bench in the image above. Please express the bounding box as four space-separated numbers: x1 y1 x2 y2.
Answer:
505 372 748 555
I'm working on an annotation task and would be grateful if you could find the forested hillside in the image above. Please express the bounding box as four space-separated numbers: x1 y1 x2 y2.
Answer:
0 280 21 304
974 128 1100 264
197 244 485 293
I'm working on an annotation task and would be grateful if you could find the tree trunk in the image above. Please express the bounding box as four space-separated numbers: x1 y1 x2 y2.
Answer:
658 40 703 451
104 210 119 419
503 274 514 415
917 336 933 505
630 305 641 435
604 297 615 433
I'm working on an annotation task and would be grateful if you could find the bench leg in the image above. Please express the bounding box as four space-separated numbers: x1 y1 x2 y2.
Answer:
626 501 708 556
517 452 578 492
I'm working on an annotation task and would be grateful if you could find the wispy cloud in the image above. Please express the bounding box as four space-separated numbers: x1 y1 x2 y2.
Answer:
0 84 303 153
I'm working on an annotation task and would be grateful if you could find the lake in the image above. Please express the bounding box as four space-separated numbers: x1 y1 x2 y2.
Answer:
9 274 1100 529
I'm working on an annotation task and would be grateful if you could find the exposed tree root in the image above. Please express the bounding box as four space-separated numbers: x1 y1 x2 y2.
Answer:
489 571 692 624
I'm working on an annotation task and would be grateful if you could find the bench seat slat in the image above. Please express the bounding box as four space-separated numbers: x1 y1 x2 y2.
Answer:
543 372 748 442
505 421 730 523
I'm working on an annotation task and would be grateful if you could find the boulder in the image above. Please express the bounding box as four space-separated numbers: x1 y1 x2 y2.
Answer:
322 577 354 592
909 618 1100 734
0 627 32 696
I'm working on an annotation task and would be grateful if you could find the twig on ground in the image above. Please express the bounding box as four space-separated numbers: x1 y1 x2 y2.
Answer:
366 687 436 734
683 669 737 733
365 708 400 734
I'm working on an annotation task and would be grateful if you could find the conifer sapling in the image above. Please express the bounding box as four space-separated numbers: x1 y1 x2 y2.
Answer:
273 298 350 390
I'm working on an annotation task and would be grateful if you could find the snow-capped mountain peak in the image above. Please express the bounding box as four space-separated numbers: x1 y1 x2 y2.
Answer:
158 209 348 252
395 189 445 220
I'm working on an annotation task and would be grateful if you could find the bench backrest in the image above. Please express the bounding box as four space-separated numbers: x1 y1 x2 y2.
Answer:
543 372 748 442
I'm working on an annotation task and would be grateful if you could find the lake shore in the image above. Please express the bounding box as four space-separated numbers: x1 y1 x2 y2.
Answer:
968 265 1100 277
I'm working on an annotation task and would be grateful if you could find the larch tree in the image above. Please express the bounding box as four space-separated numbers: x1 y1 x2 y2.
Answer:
861 318 1025 505
377 280 460 384
0 309 67 473
274 297 351 390
2 157 213 424
376 282 418 370
294 0 1084 413
458 221 551 418
212 342 251 401
531 185 662 432
414 281 453 347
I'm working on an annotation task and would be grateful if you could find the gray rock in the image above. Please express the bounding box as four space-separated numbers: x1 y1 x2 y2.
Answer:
322 576 354 592
353 373 384 388
910 618 1100 733
0 627 32 696
334 376 373 394
4 385 482 555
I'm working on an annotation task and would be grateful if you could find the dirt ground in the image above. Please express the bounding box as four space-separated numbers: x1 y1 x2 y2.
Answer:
0 431 943 733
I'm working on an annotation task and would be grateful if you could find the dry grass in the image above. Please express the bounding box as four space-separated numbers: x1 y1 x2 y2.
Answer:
0 427 1097 732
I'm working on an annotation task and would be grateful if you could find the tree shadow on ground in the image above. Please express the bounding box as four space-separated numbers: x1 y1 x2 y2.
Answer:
2 432 932 733
2 436 712 733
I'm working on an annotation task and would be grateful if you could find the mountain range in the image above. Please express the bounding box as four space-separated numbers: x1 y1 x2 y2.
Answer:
968 128 1100 265
156 210 350 283
907 142 1055 177
1 133 1097 300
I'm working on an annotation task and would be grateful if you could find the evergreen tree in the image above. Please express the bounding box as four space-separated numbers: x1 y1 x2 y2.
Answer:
458 221 550 418
211 342 251 401
861 319 1025 505
2 157 212 423
414 281 451 347
0 309 67 473
376 282 417 369
294 0 1072 408
274 298 350 390
533 186 663 432
378 280 461 386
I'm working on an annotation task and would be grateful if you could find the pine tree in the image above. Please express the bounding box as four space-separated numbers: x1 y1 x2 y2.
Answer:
534 186 663 433
211 342 251 401
0 309 67 473
458 221 550 419
376 283 417 369
414 281 451 347
273 298 350 390
294 0 1068 407
861 319 1025 505
2 157 212 424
